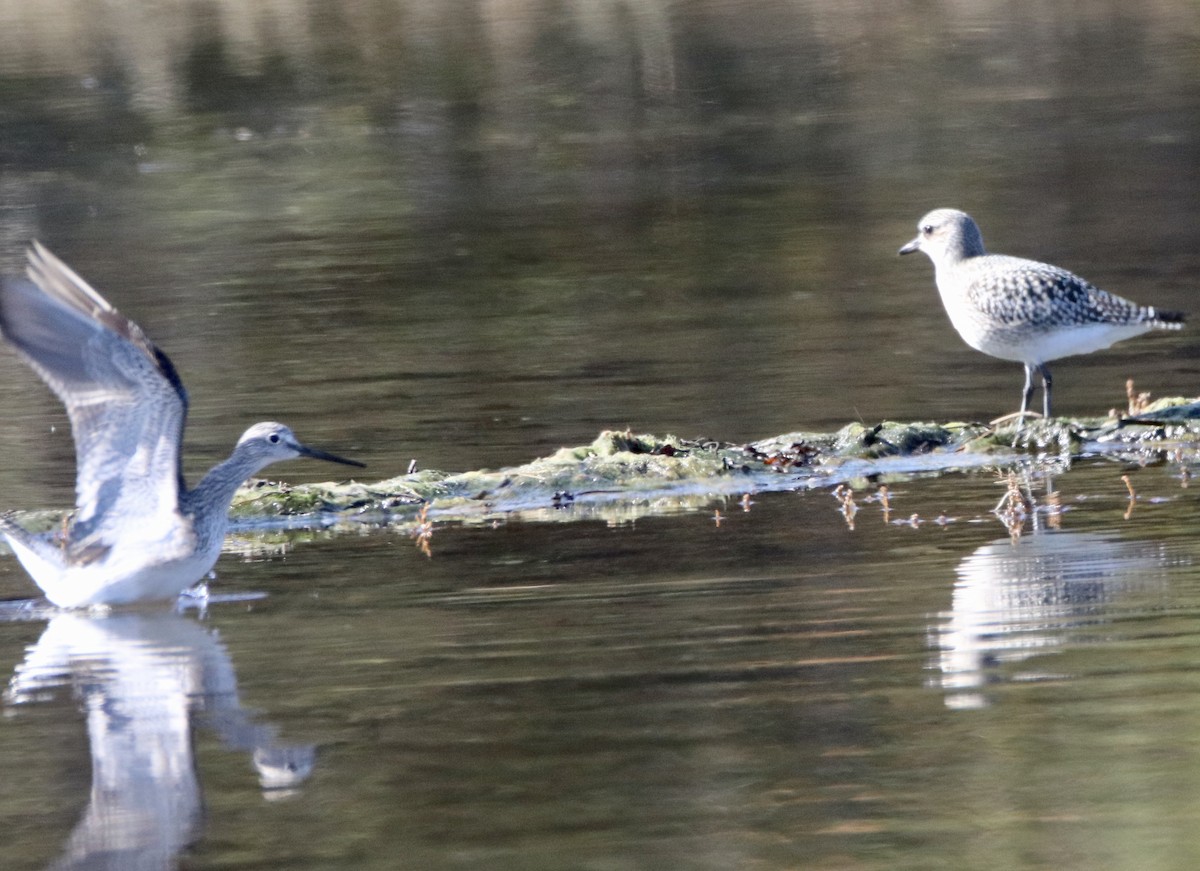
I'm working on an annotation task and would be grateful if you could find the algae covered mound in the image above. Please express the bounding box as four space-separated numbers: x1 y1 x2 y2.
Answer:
6 394 1198 541
226 420 980 522
226 392 1200 528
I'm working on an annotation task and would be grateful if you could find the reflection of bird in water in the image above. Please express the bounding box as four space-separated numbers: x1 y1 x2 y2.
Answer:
4 610 314 869
255 745 317 794
931 531 1175 709
0 243 363 607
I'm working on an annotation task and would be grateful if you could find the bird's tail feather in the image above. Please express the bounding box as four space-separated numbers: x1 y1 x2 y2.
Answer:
1147 307 1185 329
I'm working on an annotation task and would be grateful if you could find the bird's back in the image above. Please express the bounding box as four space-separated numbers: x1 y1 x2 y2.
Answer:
937 252 1183 363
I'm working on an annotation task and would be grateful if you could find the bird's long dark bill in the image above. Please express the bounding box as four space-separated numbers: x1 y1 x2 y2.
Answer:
898 238 920 255
298 444 366 468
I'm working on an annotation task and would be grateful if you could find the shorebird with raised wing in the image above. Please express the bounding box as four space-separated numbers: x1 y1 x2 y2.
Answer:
0 243 364 608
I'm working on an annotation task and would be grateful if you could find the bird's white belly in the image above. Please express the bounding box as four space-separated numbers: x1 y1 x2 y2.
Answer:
962 320 1153 365
25 523 223 609
937 287 1153 364
59 551 219 608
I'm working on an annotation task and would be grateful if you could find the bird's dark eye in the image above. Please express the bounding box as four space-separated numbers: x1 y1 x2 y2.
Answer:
268 433 281 444
921 224 935 235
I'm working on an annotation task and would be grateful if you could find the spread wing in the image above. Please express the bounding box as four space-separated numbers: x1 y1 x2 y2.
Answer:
0 243 189 553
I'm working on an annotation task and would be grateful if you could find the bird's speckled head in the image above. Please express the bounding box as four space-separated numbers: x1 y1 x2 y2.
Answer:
898 208 987 265
235 421 364 472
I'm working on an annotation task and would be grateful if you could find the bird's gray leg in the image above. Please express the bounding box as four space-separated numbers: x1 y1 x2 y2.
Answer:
1020 364 1036 419
1038 364 1052 419
1008 363 1039 447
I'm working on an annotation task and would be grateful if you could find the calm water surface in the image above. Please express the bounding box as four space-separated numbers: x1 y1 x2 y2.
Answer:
4 462 1200 869
1 1 1200 868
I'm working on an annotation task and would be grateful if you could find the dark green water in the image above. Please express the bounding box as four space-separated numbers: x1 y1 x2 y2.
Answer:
1 2 1199 868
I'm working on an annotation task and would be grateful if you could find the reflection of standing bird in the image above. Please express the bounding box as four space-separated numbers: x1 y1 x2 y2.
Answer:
0 243 364 607
932 531 1173 709
899 208 1184 420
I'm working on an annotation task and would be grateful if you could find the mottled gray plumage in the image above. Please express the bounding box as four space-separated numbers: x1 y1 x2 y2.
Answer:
899 208 1184 420
0 243 365 607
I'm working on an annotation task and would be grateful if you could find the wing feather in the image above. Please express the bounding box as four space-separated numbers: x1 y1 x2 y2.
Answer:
0 244 189 552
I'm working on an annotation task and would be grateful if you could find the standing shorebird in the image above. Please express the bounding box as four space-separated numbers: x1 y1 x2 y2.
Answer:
0 243 364 608
899 208 1184 422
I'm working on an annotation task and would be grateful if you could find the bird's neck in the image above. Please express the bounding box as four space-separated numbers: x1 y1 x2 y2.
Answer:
184 447 267 526
934 248 981 280
938 248 979 270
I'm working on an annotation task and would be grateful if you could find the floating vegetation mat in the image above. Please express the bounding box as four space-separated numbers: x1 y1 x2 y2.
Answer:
226 393 1200 534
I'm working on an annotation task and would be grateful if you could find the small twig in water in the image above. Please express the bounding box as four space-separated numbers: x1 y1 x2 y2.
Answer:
1044 488 1062 530
990 410 1044 426
833 485 858 530
878 484 891 524
993 471 1031 539
412 503 433 557
1126 378 1153 417
1121 474 1137 521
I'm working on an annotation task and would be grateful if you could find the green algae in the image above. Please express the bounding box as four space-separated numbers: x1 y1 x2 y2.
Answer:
830 420 988 457
11 399 1200 545
225 395 1200 533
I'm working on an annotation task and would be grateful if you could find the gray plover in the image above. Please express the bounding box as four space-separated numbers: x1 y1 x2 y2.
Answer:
899 208 1184 421
0 243 364 608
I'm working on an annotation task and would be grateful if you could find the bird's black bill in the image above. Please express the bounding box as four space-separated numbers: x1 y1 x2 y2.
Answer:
298 444 366 468
898 238 920 256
